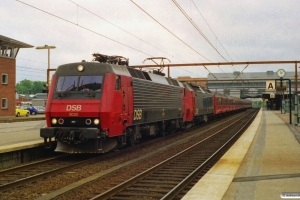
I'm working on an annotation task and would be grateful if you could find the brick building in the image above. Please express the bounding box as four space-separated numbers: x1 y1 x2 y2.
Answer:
0 35 33 117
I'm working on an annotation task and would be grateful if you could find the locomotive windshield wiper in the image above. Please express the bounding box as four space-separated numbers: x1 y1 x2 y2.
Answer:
58 84 75 97
80 81 96 97
81 87 96 97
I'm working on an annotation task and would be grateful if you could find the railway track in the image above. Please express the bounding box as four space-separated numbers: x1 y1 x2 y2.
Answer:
90 109 258 200
0 109 258 200
0 154 99 192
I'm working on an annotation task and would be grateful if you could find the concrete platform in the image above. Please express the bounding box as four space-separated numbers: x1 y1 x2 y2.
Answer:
182 109 300 200
0 120 45 147
0 119 48 169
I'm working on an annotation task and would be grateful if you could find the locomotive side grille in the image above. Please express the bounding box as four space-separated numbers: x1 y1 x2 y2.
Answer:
132 78 181 123
51 117 99 128
132 78 181 109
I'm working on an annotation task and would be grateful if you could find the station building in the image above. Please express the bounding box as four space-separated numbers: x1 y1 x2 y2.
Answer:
207 71 298 110
178 70 298 110
0 35 33 117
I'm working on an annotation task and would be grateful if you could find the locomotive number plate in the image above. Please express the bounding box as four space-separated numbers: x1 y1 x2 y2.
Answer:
69 113 79 116
134 109 143 120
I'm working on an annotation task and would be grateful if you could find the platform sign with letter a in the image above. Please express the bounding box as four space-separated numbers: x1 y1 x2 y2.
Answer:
266 80 275 91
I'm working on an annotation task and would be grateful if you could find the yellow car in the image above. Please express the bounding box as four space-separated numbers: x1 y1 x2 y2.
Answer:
15 107 29 117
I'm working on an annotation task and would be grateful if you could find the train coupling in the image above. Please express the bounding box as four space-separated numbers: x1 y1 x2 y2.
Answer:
100 130 108 139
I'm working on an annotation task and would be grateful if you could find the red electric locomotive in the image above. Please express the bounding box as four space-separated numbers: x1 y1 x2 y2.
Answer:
41 54 194 153
40 53 251 153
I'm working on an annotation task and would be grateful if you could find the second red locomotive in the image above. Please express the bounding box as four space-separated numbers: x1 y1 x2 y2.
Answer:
40 54 252 153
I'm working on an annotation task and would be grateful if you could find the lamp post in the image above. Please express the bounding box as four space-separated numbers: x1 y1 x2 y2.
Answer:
36 45 56 88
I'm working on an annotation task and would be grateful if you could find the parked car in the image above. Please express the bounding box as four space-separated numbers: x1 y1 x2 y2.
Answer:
15 107 29 117
23 106 38 115
35 106 45 114
29 94 37 98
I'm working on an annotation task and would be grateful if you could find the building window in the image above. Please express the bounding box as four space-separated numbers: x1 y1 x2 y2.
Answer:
2 98 8 109
2 74 8 84
0 45 18 59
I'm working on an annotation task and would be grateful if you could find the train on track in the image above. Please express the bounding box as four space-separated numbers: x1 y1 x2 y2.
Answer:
40 53 252 153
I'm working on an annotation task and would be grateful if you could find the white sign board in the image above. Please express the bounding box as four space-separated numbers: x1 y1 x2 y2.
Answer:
266 80 275 90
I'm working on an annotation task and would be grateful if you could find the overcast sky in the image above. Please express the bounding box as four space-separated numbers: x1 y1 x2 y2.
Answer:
2 0 300 83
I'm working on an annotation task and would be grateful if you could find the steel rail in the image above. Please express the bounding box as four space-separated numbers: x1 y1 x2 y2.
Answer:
0 155 66 176
0 155 100 192
33 110 250 200
90 109 257 200
0 111 248 197
161 109 258 200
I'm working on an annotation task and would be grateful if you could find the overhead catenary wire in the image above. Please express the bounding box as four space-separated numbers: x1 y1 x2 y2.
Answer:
130 0 217 79
17 73 46 78
16 62 49 81
17 57 58 67
68 0 207 76
230 64 250 84
17 65 47 72
15 58 56 82
173 0 221 59
172 0 231 80
16 73 47 81
191 0 234 62
16 0 153 58
191 0 238 74
16 0 206 78
68 0 179 62
130 0 212 63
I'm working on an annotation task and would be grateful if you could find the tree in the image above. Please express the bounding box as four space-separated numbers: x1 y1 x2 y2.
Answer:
16 79 47 94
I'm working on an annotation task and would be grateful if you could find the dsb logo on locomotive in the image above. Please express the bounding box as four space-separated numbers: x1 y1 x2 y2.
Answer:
66 105 82 111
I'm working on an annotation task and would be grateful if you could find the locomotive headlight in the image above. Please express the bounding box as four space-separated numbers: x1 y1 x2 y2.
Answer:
94 119 99 125
52 118 57 124
78 65 84 72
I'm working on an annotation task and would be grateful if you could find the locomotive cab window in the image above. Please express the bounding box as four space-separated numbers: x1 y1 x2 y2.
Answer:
78 76 103 91
56 75 103 92
56 76 79 92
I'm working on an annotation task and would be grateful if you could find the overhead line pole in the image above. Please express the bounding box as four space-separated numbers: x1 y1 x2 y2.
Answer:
36 45 56 88
295 63 298 92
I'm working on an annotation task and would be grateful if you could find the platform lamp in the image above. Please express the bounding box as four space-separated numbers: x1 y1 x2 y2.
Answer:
36 45 56 90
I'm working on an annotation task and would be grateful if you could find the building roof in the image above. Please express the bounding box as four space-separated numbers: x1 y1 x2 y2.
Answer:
0 35 34 48
207 71 296 81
